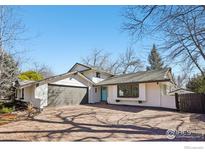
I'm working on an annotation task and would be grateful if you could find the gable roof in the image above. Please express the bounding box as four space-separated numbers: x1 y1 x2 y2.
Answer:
96 68 173 85
68 62 114 75
16 71 95 88
169 88 194 94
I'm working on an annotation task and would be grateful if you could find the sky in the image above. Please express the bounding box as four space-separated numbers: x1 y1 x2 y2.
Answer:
15 6 169 75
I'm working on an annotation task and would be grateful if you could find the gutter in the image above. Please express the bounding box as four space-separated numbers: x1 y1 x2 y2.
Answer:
95 79 171 86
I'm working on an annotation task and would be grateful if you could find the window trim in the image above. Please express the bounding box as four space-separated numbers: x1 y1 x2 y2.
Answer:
117 83 139 98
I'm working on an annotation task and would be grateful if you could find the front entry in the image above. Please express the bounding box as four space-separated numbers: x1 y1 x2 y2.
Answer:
101 86 108 102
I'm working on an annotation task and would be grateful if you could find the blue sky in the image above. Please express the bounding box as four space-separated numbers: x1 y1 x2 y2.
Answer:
17 6 166 74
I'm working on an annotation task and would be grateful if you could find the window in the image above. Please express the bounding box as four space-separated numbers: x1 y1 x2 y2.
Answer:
95 87 98 93
21 88 24 99
96 72 101 78
15 90 18 98
117 84 139 97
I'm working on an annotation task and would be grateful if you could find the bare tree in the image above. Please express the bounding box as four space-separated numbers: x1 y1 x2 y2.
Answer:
31 62 54 78
82 48 143 75
122 5 205 76
0 6 25 99
0 6 25 51
117 47 143 74
173 62 194 88
81 49 111 71
106 60 121 74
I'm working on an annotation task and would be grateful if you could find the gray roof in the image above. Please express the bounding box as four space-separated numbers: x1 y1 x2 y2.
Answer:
96 68 171 85
18 80 36 87
16 71 95 88
69 63 114 75
169 88 194 94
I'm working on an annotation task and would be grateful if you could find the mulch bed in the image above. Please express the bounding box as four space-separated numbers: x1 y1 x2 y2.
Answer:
0 113 17 126
0 109 41 126
0 101 39 126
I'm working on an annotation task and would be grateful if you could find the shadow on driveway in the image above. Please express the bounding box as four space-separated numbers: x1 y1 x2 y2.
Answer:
83 103 177 114
0 109 204 141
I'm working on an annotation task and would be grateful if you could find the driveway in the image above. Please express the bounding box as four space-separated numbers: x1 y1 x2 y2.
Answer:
0 104 205 141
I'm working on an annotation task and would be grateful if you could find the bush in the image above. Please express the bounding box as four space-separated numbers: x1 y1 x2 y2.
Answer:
0 101 3 106
0 107 13 114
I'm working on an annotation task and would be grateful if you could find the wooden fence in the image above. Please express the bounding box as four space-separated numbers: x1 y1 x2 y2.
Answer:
175 93 205 114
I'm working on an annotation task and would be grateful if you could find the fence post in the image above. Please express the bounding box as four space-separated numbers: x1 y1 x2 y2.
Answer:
175 93 179 111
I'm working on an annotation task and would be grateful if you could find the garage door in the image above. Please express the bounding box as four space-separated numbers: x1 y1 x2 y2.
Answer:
48 84 88 107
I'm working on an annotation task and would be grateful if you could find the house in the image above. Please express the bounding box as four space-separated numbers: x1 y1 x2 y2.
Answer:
15 63 177 109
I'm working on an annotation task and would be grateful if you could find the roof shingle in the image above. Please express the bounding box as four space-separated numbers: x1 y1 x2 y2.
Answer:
96 68 171 85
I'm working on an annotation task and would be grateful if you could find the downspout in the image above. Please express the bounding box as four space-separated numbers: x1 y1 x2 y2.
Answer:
158 82 162 107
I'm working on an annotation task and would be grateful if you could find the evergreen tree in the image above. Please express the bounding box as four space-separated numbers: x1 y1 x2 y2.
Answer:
186 75 205 93
0 49 18 99
147 44 164 70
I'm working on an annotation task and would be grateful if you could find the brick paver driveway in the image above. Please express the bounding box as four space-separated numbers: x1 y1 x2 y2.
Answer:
0 104 205 141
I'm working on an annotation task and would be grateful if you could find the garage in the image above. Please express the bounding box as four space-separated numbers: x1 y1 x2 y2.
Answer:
47 84 88 106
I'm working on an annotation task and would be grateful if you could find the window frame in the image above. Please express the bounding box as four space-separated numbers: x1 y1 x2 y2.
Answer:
96 72 101 78
117 83 139 98
15 89 18 98
21 88 24 99
95 87 98 93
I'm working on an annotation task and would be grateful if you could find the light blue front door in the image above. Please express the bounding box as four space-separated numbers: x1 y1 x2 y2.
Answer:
101 87 108 102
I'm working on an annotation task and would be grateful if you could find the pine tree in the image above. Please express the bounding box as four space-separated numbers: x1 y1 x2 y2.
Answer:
147 44 164 70
186 75 205 93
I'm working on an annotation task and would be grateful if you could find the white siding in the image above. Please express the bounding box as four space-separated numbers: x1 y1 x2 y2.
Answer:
82 70 111 83
16 89 22 99
145 83 161 107
107 83 147 106
107 82 176 109
34 84 48 108
92 77 104 83
89 86 101 103
16 85 43 108
22 86 35 102
161 95 176 109
52 77 86 87
16 86 34 103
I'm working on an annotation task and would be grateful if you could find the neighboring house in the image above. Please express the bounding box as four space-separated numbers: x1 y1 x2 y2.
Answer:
15 63 177 109
169 88 194 95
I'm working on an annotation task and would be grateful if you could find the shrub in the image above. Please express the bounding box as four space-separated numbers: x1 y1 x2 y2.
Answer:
0 107 13 114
